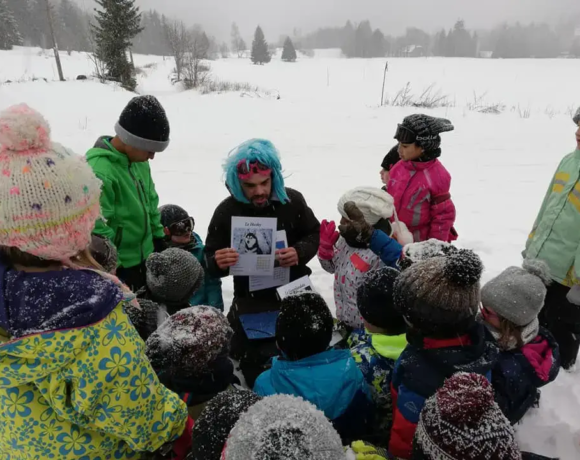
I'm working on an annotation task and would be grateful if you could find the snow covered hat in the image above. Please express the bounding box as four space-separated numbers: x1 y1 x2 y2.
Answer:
146 248 204 303
115 95 170 153
89 235 118 273
224 394 346 460
413 373 521 460
191 388 262 460
481 259 551 327
224 138 289 205
0 104 101 261
125 298 167 341
573 107 580 125
337 187 395 226
276 293 334 361
145 306 233 379
399 239 459 270
395 249 484 336
357 267 405 334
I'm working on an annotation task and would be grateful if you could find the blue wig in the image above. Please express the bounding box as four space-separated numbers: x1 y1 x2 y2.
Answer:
224 138 289 204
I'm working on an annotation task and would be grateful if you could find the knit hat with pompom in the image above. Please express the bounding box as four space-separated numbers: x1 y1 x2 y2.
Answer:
224 394 346 460
413 372 521 460
0 104 101 260
395 249 484 336
481 259 551 327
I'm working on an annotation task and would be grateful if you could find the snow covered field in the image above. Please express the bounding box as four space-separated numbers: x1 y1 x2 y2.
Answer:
1 46 580 457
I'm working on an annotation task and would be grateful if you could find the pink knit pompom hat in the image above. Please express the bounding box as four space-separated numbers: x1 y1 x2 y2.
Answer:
0 104 101 261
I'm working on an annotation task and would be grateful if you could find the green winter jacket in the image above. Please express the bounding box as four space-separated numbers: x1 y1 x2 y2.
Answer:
526 149 580 286
87 138 165 269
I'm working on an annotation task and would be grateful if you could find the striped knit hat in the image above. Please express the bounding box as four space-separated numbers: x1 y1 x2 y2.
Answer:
0 104 101 260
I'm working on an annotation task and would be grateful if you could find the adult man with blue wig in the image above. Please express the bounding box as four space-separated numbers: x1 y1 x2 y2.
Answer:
205 138 320 386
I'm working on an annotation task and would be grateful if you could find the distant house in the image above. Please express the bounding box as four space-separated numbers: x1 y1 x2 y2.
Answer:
478 50 493 59
400 45 426 58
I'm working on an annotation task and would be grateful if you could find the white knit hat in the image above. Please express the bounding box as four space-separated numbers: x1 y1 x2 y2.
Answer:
337 187 395 225
0 104 101 260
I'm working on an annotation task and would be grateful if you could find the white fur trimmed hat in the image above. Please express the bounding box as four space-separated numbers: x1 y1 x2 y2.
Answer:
337 187 395 226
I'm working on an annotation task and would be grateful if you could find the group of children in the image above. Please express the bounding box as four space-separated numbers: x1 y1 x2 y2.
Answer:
0 100 571 460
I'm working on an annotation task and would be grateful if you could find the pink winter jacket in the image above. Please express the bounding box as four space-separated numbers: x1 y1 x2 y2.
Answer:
387 159 456 243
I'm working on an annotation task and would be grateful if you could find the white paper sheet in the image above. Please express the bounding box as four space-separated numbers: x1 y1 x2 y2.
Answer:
276 275 315 299
249 230 291 292
230 216 277 276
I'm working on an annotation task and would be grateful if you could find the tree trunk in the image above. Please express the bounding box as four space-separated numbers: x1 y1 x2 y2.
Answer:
44 0 64 81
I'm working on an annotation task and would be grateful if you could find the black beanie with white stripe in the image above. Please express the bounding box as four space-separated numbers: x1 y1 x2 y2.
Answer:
115 95 170 153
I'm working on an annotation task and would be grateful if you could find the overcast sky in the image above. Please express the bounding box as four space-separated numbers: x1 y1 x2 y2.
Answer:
78 0 579 42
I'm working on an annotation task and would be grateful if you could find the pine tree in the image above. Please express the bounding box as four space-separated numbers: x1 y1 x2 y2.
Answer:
0 0 22 50
281 36 297 62
92 0 142 91
251 25 270 64
6 0 31 44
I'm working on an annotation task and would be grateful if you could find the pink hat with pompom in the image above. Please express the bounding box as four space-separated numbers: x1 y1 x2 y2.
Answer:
0 104 102 260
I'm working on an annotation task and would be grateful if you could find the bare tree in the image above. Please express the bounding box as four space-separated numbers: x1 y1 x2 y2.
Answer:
164 19 190 82
230 22 246 58
183 30 210 89
44 0 64 81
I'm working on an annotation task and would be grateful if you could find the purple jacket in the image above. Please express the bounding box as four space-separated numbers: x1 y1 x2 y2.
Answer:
0 258 122 338
387 159 456 243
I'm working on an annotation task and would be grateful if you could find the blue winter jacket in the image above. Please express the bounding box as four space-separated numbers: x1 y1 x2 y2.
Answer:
189 232 224 311
254 349 374 443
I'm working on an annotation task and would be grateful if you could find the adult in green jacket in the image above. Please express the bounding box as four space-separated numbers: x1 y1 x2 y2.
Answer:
87 95 169 291
525 108 580 369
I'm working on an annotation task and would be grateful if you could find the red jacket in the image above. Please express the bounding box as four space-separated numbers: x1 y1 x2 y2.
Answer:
387 159 456 242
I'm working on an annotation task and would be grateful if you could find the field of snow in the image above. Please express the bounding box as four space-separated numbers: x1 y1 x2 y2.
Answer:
1 46 580 457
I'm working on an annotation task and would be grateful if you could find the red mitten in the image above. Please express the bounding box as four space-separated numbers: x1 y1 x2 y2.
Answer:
319 219 339 260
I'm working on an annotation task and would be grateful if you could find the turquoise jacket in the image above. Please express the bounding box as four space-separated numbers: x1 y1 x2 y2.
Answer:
254 349 373 442
189 233 224 311
526 149 580 286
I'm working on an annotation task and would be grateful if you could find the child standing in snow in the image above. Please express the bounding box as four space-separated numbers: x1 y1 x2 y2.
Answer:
0 104 187 459
146 307 235 420
224 394 347 460
349 267 407 447
253 293 374 444
137 247 205 316
388 114 457 243
480 259 560 424
87 95 171 291
159 204 224 310
413 373 556 460
146 306 236 459
389 249 498 459
319 187 403 328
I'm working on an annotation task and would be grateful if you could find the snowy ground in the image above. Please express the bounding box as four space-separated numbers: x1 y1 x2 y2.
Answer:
1 47 580 457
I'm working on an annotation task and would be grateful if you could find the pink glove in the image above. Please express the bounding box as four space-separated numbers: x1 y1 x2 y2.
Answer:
319 219 339 260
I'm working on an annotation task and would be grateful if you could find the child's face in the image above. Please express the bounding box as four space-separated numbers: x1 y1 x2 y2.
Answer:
575 123 580 150
480 305 501 329
380 168 390 185
398 142 423 162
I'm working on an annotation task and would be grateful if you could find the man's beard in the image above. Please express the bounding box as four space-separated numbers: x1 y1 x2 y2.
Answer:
252 196 270 208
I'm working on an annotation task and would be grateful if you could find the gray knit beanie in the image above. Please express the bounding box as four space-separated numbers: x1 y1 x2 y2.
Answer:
481 259 551 327
574 107 580 125
395 249 484 336
146 248 204 303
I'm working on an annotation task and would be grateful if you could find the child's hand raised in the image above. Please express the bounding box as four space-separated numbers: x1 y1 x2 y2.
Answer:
339 202 374 247
319 220 339 260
